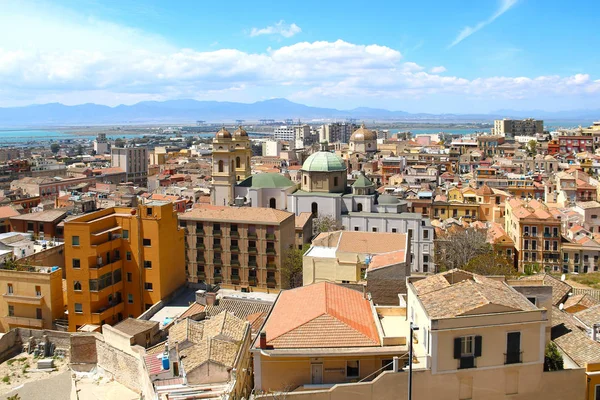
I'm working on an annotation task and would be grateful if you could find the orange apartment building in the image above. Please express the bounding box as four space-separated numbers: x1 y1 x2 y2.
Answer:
179 205 295 291
64 202 186 331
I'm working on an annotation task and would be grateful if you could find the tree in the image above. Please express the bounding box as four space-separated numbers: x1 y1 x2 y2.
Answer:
76 144 84 155
434 227 490 272
186 136 195 147
313 214 343 234
544 342 564 371
281 244 310 289
114 138 125 147
50 143 60 154
526 140 537 156
463 251 515 276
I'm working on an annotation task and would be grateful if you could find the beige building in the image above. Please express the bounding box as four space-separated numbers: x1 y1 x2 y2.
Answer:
110 146 148 186
504 198 562 272
179 205 295 290
303 231 409 287
211 126 252 206
493 118 544 138
0 265 64 332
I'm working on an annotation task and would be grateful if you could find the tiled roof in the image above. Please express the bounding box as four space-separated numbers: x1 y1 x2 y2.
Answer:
552 308 600 367
414 269 537 319
204 298 273 320
574 304 600 328
312 231 407 255
9 209 67 222
177 302 206 321
144 353 165 376
113 318 158 336
246 312 267 333
263 282 380 348
519 274 572 306
0 206 20 219
183 204 293 224
367 250 406 271
564 294 599 312
295 212 313 229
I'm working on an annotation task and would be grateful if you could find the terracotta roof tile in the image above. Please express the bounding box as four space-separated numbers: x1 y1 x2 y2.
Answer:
0 206 20 219
367 250 406 271
574 304 600 328
263 282 380 348
552 308 600 366
312 231 407 254
183 204 293 224
519 274 572 306
564 294 599 312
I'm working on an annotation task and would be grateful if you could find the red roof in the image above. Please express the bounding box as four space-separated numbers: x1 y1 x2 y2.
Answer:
144 353 165 376
263 282 380 348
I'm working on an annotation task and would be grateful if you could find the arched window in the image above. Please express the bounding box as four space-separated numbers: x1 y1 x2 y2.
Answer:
311 202 318 216
218 160 224 173
357 203 363 212
236 157 241 168
269 198 277 209
74 281 82 291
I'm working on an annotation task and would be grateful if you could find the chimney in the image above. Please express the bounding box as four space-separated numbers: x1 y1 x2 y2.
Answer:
206 292 216 306
259 331 267 349
195 290 207 305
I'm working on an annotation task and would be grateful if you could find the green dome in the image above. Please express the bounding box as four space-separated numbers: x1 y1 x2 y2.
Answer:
378 194 400 205
238 173 295 188
301 151 346 172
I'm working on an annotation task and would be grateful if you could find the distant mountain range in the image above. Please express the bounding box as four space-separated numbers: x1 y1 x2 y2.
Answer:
0 98 598 126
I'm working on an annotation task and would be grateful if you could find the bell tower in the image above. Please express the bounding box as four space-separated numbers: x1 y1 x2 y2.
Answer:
232 126 252 181
211 127 236 206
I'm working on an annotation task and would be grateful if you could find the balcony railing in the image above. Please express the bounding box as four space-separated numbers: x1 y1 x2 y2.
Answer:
248 232 258 239
231 246 240 252
196 229 204 236
231 275 240 285
267 279 277 289
197 243 205 250
213 275 222 284
248 247 258 254
231 260 240 266
213 259 222 265
266 248 276 255
504 352 522 365
248 277 257 286
3 294 43 306
213 244 222 251
197 272 206 281
458 356 476 369
266 233 276 240
213 230 222 237
249 260 258 267
230 231 239 238
267 263 277 270
91 301 124 324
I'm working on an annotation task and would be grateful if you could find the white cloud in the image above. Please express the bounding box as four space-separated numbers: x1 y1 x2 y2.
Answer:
250 20 302 38
0 0 599 112
448 0 518 48
430 66 447 74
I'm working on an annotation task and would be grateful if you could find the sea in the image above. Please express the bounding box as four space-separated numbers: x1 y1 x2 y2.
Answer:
0 120 593 145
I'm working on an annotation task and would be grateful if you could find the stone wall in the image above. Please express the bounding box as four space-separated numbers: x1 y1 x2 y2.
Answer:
0 330 19 363
19 244 65 269
70 334 98 366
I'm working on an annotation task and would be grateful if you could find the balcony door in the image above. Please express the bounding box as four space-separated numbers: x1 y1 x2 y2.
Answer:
311 364 323 384
506 332 521 364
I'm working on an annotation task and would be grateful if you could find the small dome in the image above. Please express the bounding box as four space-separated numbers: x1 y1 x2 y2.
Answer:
238 173 295 189
350 124 376 142
233 126 248 137
301 151 346 172
378 194 399 205
216 127 231 139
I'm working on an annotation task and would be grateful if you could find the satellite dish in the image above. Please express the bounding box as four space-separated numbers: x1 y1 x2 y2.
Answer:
561 274 566 281
559 303 564 311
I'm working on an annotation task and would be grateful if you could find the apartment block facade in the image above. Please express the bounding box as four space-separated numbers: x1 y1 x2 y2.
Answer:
64 202 185 331
505 198 562 272
179 205 295 291
493 118 544 138
110 146 149 186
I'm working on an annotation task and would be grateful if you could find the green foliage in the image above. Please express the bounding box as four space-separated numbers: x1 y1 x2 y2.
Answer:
544 342 564 371
50 143 60 154
523 263 541 276
6 394 20 400
114 138 125 147
526 140 537 156
280 244 310 289
463 251 515 276
2 375 10 384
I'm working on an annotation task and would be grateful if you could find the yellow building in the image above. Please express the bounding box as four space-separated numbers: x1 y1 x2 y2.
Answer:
504 198 562 272
64 202 186 331
0 265 63 332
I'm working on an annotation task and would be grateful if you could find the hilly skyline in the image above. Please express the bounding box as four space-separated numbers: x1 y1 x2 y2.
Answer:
0 98 598 127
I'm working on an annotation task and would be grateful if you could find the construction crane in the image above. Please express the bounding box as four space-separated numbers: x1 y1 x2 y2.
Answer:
196 120 205 126
284 119 294 125
235 119 245 125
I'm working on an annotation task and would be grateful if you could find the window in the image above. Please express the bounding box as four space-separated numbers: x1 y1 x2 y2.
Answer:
127 272 132 282
126 251 132 261
454 335 482 369
7 284 12 294
146 207 152 216
72 236 80 246
144 261 152 269
35 286 41 297
73 281 82 291
36 308 42 319
72 258 80 269
8 305 14 317
144 282 153 291
423 230 429 239
123 230 129 239
354 227 359 231
143 238 151 246
334 177 339 186
27 222 34 232
346 360 359 379
527 297 537 305
505 332 522 364
74 303 83 313
372 227 378 232
128 294 134 304
461 336 474 357
392 228 397 233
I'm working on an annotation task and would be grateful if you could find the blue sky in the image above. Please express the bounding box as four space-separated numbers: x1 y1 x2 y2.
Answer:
0 0 599 113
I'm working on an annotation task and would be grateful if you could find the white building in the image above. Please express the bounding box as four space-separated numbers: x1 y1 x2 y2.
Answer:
110 146 148 186
273 126 295 142
93 133 110 154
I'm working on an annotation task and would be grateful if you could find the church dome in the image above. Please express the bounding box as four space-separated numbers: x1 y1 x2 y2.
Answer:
301 151 346 172
350 124 377 141
233 126 248 137
378 194 400 205
216 127 231 139
238 173 294 188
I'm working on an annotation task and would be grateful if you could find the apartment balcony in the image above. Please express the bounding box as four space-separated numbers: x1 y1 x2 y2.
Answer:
248 260 258 268
3 293 43 306
230 246 240 252
91 237 122 252
266 263 277 270
230 231 239 238
266 233 276 241
266 248 276 255
505 352 523 365
248 232 258 239
267 278 277 289
213 230 222 237
213 244 222 251
90 301 124 325
248 247 258 254
90 280 123 302
90 259 123 279
213 259 222 266
248 277 257 286
231 275 241 285
196 229 204 236
543 233 552 238
3 315 43 328
230 259 240 267
213 275 223 284
197 272 206 281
